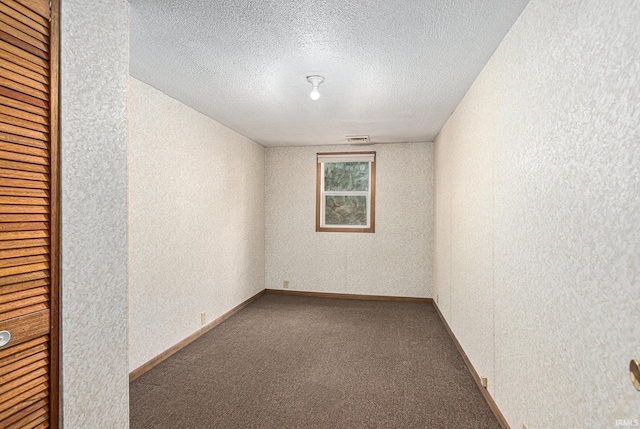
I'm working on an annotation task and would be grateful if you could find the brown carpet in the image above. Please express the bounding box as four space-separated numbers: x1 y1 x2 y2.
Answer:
130 294 500 429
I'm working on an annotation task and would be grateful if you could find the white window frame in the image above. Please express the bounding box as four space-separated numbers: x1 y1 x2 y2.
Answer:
316 152 376 233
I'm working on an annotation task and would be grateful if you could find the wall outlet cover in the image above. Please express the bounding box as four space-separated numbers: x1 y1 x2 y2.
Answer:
481 376 488 388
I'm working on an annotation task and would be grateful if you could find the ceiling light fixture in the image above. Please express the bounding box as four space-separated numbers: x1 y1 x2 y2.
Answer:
307 75 324 100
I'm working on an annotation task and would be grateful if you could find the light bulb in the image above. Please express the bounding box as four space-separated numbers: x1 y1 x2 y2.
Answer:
307 75 324 101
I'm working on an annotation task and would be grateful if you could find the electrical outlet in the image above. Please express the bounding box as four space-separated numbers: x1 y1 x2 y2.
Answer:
283 280 289 289
481 376 488 388
436 294 439 304
200 312 206 325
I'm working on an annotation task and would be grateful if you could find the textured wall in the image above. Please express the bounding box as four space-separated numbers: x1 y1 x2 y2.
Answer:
60 0 129 427
434 0 640 427
128 78 265 371
433 136 451 320
265 143 432 298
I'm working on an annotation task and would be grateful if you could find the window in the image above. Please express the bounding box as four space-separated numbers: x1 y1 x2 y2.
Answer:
316 152 376 233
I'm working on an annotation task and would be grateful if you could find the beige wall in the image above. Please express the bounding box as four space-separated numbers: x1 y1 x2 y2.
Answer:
127 78 265 371
265 143 432 298
434 0 640 427
60 0 129 426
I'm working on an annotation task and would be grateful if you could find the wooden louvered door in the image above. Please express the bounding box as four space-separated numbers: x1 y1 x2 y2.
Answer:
0 0 58 428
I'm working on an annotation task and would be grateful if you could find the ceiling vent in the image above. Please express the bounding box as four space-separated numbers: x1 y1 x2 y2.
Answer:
346 135 370 144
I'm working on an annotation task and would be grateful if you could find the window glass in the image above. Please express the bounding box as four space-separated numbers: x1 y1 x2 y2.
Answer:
316 152 375 233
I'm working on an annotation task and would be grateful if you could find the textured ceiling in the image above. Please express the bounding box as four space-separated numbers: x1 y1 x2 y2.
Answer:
130 0 530 147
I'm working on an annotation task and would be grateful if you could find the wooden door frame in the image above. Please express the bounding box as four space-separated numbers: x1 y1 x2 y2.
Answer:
49 0 60 426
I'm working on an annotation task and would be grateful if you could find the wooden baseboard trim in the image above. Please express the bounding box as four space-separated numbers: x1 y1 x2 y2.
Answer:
264 289 432 303
432 302 510 429
129 289 265 382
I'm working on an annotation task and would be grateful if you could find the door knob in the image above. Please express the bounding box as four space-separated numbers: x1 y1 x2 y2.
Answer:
0 330 10 348
631 360 640 391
